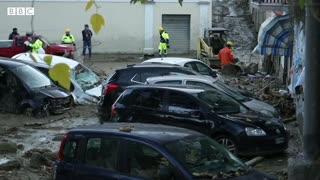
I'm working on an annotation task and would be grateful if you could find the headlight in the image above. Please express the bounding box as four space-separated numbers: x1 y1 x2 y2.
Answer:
245 127 266 136
259 109 274 117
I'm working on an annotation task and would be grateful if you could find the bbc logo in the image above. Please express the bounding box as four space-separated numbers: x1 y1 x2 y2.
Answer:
7 7 35 16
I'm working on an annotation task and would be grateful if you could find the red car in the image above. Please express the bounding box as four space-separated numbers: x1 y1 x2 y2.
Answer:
0 34 75 58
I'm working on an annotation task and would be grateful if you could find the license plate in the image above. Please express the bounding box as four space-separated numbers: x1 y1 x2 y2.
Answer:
275 137 285 144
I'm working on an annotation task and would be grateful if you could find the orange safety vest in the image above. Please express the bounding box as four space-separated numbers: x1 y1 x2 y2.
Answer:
218 47 234 67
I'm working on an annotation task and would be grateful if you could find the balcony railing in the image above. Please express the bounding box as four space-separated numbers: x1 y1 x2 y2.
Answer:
252 0 288 4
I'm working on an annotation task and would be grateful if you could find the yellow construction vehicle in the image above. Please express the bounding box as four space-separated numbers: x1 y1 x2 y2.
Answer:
197 27 228 69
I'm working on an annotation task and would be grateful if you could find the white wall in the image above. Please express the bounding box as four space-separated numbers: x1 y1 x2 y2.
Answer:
0 0 211 53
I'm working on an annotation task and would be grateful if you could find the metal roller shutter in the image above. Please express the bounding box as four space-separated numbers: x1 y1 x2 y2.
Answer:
162 15 190 53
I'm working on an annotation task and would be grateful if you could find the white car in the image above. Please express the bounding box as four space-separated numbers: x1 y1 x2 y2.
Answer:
146 75 279 118
12 53 101 104
142 57 224 81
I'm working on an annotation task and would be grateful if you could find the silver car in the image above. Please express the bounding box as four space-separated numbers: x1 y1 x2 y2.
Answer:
146 75 279 118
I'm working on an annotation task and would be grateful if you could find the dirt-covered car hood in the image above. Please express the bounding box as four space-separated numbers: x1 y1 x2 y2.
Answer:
35 87 70 99
217 111 283 128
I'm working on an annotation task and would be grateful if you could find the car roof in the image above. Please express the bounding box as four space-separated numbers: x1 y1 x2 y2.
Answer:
12 53 79 69
69 123 203 144
126 84 214 94
0 58 26 68
115 63 193 71
142 57 203 66
146 75 218 84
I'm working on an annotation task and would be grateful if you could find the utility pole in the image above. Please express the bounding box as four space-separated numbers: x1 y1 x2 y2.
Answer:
288 1 320 179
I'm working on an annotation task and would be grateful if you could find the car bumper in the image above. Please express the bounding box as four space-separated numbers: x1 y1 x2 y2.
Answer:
235 132 288 156
97 95 111 122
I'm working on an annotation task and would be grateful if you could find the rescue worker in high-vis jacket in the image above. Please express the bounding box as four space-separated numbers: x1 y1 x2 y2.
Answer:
61 28 75 45
159 27 170 56
218 41 237 67
24 37 43 53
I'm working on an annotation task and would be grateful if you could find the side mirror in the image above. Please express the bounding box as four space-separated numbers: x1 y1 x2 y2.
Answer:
159 167 172 180
210 70 218 78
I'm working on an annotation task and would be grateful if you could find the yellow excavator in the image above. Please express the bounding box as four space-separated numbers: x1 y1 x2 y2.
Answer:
197 27 228 69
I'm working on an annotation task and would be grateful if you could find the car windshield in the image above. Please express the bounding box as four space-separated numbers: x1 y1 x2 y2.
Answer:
215 81 249 102
193 90 248 114
12 65 52 88
70 64 100 91
165 136 248 178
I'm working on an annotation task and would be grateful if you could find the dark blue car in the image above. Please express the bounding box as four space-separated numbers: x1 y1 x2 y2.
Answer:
52 123 276 180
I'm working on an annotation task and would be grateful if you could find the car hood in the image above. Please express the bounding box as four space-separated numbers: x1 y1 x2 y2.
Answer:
50 44 75 51
85 85 102 98
217 111 282 128
243 99 278 117
228 169 276 180
36 87 70 98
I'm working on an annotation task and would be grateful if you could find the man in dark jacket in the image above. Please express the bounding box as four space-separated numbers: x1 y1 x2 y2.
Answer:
9 28 19 40
82 24 93 59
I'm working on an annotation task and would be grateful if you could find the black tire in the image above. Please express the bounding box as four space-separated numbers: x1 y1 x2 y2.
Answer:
215 135 238 155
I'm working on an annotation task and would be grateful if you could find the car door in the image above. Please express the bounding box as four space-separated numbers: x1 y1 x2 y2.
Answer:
118 139 189 180
130 88 166 124
161 90 214 134
73 136 121 180
0 67 26 113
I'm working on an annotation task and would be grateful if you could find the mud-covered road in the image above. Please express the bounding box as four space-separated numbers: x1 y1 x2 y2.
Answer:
0 54 300 180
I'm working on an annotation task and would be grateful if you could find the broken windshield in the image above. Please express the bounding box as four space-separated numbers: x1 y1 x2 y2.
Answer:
70 64 99 91
12 65 52 89
165 136 248 179
194 90 248 114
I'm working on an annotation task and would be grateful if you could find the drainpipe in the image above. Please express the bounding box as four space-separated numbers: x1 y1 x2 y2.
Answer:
288 1 320 179
304 0 320 162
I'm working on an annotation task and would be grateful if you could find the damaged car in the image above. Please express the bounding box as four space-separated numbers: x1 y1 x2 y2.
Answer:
12 53 101 104
0 58 73 117
53 123 276 180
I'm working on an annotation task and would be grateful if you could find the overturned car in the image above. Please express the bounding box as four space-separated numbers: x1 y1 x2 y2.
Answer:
0 58 73 117
12 53 102 104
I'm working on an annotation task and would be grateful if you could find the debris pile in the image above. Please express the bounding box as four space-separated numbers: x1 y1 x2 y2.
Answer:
225 75 295 118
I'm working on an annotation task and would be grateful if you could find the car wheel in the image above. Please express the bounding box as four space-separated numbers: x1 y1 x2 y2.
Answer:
215 136 237 154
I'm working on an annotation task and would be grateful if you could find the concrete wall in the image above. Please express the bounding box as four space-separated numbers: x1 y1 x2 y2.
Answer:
0 0 211 54
0 1 145 53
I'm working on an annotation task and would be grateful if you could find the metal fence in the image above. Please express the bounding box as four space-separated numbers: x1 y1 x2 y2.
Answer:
252 0 288 4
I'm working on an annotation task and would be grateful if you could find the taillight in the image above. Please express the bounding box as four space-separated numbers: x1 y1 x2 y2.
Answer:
103 84 119 95
58 134 69 161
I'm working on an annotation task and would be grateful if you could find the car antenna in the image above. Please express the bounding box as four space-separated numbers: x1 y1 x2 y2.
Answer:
119 126 134 132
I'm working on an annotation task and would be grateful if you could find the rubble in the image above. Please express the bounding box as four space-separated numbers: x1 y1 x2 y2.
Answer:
0 141 18 154
0 159 20 171
225 75 295 118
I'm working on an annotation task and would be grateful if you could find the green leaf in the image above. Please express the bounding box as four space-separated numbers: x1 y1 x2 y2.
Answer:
43 55 52 66
90 13 105 34
48 63 71 90
85 0 95 11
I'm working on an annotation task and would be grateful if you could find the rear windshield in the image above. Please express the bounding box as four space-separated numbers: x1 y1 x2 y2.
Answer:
193 90 248 114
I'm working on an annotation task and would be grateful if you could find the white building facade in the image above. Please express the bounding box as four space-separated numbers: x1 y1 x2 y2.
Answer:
0 0 212 54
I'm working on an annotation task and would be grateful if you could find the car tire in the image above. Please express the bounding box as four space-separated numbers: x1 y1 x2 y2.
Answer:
215 135 238 155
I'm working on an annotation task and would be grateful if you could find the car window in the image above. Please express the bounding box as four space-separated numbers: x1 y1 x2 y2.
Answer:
85 138 119 172
194 62 211 75
184 62 194 71
186 81 213 89
12 65 52 89
62 140 78 162
70 64 100 91
165 136 246 178
168 91 200 115
132 89 164 110
124 140 173 180
154 80 182 85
